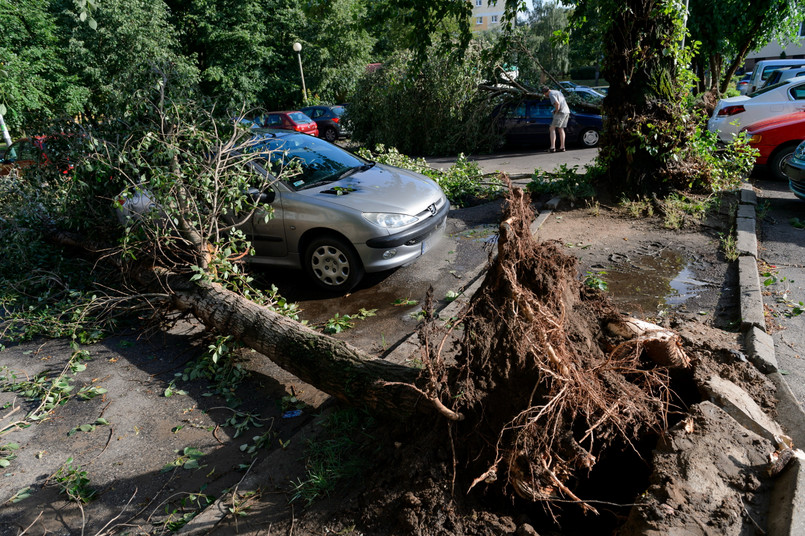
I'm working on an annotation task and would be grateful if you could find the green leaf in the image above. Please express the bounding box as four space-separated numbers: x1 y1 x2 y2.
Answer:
0 460 10 468
183 459 200 470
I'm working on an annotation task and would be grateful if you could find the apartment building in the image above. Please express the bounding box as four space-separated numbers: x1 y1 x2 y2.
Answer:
471 0 506 32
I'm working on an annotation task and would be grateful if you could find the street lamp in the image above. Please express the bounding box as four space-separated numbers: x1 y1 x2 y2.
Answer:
292 42 307 104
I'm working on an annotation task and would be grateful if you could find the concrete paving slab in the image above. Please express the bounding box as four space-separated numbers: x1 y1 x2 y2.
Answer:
700 374 788 443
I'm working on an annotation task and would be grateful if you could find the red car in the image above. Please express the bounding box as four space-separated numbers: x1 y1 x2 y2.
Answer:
0 136 73 177
255 111 319 137
743 111 805 180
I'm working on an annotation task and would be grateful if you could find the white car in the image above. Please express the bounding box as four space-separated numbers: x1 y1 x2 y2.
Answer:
708 75 805 143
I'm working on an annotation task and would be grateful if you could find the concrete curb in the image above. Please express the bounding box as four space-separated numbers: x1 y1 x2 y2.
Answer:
736 181 805 536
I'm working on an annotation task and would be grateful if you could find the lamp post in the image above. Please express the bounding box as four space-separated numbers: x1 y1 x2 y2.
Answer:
292 42 307 104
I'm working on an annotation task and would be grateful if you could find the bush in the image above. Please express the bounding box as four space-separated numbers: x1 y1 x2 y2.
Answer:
356 146 503 207
347 45 502 157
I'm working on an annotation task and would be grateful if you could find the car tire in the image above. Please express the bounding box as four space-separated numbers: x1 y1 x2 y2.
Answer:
579 128 600 148
323 128 338 143
768 143 800 181
304 235 364 292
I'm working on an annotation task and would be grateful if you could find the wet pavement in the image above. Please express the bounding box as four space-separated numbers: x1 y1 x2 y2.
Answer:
252 200 505 354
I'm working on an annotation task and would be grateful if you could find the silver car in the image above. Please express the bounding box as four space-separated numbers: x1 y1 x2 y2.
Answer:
241 130 448 291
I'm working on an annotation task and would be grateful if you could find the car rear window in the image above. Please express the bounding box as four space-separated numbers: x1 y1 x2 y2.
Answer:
331 106 345 117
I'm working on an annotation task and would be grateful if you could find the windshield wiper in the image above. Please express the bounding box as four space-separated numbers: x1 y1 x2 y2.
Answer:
337 162 375 180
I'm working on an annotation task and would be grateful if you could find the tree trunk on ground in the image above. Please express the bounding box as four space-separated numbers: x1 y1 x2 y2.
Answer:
155 271 429 416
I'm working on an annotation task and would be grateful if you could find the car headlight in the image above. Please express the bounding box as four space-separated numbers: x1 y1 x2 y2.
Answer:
362 212 419 228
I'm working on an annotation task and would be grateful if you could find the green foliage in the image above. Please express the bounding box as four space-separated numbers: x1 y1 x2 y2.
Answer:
53 457 96 503
181 335 249 405
527 164 595 201
161 493 214 532
290 408 376 505
223 410 265 439
688 0 805 93
67 417 110 437
356 146 503 207
323 309 377 334
162 447 205 472
0 442 20 468
659 193 718 229
0 0 86 130
583 271 608 291
720 232 739 261
0 345 106 433
58 0 198 118
348 45 503 156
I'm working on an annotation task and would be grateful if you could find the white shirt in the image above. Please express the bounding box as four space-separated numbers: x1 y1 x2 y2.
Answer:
547 90 570 114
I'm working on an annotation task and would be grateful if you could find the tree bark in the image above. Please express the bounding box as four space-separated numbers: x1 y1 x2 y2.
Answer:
159 272 428 416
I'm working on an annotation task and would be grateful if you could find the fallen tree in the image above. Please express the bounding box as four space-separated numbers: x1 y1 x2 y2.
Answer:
117 183 688 515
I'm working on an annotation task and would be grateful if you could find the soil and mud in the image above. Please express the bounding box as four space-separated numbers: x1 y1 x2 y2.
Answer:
0 187 783 536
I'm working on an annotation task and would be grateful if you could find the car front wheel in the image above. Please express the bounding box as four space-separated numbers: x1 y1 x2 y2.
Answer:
579 128 600 148
304 235 364 292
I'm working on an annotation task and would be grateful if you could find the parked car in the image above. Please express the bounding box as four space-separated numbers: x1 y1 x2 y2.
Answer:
736 73 752 95
1 136 73 177
119 130 448 292
495 98 603 148
707 75 805 143
300 105 349 142
783 140 805 200
745 59 805 95
761 67 805 89
742 112 805 180
566 86 605 105
252 111 319 137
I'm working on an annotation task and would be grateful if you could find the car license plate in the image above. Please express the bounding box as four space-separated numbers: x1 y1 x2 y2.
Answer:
421 237 432 254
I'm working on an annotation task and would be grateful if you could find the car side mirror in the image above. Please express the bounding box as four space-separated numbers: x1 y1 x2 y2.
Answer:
249 188 275 204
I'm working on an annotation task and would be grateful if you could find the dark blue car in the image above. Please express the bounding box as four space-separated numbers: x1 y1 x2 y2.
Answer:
496 98 602 148
783 140 805 200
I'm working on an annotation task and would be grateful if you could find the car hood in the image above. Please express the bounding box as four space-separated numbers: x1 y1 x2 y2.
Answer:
302 163 445 214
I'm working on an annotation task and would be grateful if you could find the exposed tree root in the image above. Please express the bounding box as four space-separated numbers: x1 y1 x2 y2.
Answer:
421 182 688 513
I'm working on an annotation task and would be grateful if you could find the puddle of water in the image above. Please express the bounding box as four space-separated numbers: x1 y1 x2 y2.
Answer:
601 249 707 314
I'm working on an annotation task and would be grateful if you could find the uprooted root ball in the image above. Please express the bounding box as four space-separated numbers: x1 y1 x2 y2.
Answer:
422 185 688 514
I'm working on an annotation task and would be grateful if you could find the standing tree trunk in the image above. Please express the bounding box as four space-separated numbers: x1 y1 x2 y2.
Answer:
596 0 693 196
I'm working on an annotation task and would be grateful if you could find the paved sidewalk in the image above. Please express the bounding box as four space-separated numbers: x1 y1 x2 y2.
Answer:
426 147 598 178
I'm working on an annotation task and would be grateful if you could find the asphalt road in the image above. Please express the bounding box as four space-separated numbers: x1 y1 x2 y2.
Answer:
426 146 598 178
755 174 805 408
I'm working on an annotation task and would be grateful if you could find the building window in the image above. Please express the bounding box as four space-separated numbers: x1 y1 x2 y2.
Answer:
491 15 498 23
475 0 482 6
800 21 805 37
476 16 483 25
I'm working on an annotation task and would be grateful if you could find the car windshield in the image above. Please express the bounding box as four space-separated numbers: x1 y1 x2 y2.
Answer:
248 132 368 190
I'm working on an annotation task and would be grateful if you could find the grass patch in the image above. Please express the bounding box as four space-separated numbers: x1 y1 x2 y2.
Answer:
290 408 378 505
